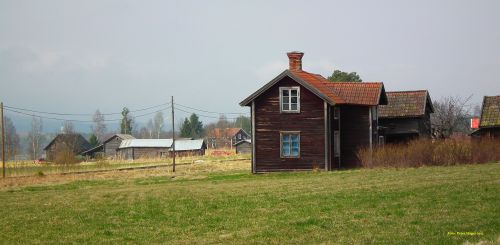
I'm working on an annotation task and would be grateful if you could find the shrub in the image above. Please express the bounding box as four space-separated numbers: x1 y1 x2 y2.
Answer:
53 145 80 165
358 138 500 168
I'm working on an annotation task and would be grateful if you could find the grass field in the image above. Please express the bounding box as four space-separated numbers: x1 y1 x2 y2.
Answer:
0 161 498 244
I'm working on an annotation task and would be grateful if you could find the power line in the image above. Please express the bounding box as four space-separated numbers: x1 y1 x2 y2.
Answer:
4 102 171 116
174 102 249 115
4 106 171 123
174 107 245 120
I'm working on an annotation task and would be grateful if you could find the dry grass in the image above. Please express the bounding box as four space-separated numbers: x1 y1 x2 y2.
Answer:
358 138 500 168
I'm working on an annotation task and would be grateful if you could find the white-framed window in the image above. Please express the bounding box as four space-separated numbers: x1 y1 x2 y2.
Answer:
280 87 300 113
280 131 300 158
334 130 340 157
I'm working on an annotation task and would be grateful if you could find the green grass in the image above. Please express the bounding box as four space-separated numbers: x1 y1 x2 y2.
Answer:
0 163 499 244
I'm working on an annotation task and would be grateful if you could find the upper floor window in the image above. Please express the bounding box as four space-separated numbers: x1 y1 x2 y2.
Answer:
280 87 300 113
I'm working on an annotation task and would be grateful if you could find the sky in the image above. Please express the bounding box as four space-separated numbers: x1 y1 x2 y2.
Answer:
0 0 499 132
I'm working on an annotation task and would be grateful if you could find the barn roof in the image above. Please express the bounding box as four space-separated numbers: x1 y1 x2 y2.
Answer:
479 95 500 128
379 90 434 118
240 69 387 106
234 139 251 146
43 133 91 152
119 139 173 149
172 139 206 151
103 134 135 144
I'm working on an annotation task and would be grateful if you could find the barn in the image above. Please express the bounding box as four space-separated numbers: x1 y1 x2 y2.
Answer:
81 134 135 159
240 52 387 172
170 139 207 157
117 139 172 160
44 134 91 161
471 95 500 138
234 139 252 154
378 90 434 143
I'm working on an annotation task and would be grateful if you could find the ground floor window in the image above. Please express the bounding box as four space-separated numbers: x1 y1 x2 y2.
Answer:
281 132 300 158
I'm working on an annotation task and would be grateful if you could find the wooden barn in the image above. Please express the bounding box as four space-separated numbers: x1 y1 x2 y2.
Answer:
240 52 387 172
81 134 135 159
170 139 207 157
117 139 172 160
378 90 434 143
234 139 252 154
44 134 91 161
471 95 500 138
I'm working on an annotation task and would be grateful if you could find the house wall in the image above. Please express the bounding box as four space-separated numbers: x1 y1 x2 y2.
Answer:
254 76 325 171
235 142 252 154
379 115 432 143
170 149 205 157
339 105 371 168
117 147 170 160
104 136 123 158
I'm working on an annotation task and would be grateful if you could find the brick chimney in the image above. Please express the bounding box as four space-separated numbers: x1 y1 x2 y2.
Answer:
287 51 304 71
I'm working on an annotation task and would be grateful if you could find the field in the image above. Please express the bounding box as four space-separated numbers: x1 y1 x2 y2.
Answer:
0 160 498 244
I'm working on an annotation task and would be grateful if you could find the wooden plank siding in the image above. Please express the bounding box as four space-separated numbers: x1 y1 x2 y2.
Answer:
104 136 123 158
254 76 325 171
339 105 370 168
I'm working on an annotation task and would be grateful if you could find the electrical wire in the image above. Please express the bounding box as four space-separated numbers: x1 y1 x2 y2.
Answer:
174 102 249 115
174 107 246 120
4 102 171 116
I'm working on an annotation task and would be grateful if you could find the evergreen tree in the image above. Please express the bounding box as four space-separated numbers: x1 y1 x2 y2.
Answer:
180 118 191 138
189 113 203 138
89 134 99 147
120 107 133 134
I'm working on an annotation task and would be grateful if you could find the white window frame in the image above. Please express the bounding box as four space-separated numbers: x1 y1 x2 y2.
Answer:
334 130 340 157
279 87 300 113
280 131 300 158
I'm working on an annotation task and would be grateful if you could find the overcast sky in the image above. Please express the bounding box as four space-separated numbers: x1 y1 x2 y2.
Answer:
1 0 499 130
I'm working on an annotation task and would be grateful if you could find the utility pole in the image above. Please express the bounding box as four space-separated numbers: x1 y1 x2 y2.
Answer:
171 96 176 173
1 102 5 178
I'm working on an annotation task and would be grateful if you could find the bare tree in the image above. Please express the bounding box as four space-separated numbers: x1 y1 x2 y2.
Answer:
146 119 154 138
153 112 164 139
27 116 44 160
1 117 20 160
92 109 106 141
431 95 472 139
62 121 74 134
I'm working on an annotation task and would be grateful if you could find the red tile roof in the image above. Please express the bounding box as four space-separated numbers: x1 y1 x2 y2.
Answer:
290 70 385 106
379 90 433 118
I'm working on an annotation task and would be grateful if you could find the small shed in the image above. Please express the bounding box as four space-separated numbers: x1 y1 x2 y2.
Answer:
117 139 173 160
378 90 434 144
171 139 207 157
234 139 251 154
471 96 500 139
44 134 92 161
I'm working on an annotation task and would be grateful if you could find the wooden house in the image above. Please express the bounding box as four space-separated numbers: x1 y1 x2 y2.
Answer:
81 134 135 159
471 96 500 138
239 52 387 172
44 134 91 161
234 139 252 154
378 90 434 143
206 128 250 148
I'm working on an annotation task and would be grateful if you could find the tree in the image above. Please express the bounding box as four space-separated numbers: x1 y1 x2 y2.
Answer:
61 121 74 134
189 113 203 138
327 70 362 82
146 119 154 138
92 109 106 141
120 107 133 134
27 116 44 160
1 117 20 160
180 118 191 138
216 114 231 129
153 112 164 139
234 115 251 135
431 95 472 139
89 134 99 147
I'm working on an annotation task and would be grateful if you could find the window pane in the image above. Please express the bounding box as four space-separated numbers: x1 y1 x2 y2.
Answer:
290 104 297 111
282 103 289 111
291 146 299 156
282 142 290 156
282 90 289 96
291 97 297 103
283 134 290 142
291 90 297 96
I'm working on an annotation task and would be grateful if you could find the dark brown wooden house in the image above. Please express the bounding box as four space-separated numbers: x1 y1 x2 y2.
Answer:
378 90 434 143
44 134 91 161
471 95 500 138
240 52 387 172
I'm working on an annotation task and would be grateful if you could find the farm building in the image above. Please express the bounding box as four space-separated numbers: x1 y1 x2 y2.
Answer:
240 52 387 172
206 128 250 148
378 90 434 143
116 138 206 160
471 96 500 139
234 139 252 154
170 139 207 157
44 134 92 161
81 134 135 159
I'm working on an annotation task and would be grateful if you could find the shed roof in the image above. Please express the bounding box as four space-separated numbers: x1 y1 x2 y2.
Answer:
379 90 434 118
103 134 135 144
240 69 387 106
119 139 173 149
479 95 500 128
234 139 251 146
43 133 91 152
172 139 206 151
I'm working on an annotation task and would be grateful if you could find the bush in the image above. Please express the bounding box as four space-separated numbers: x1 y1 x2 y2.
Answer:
358 138 500 168
53 146 81 165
